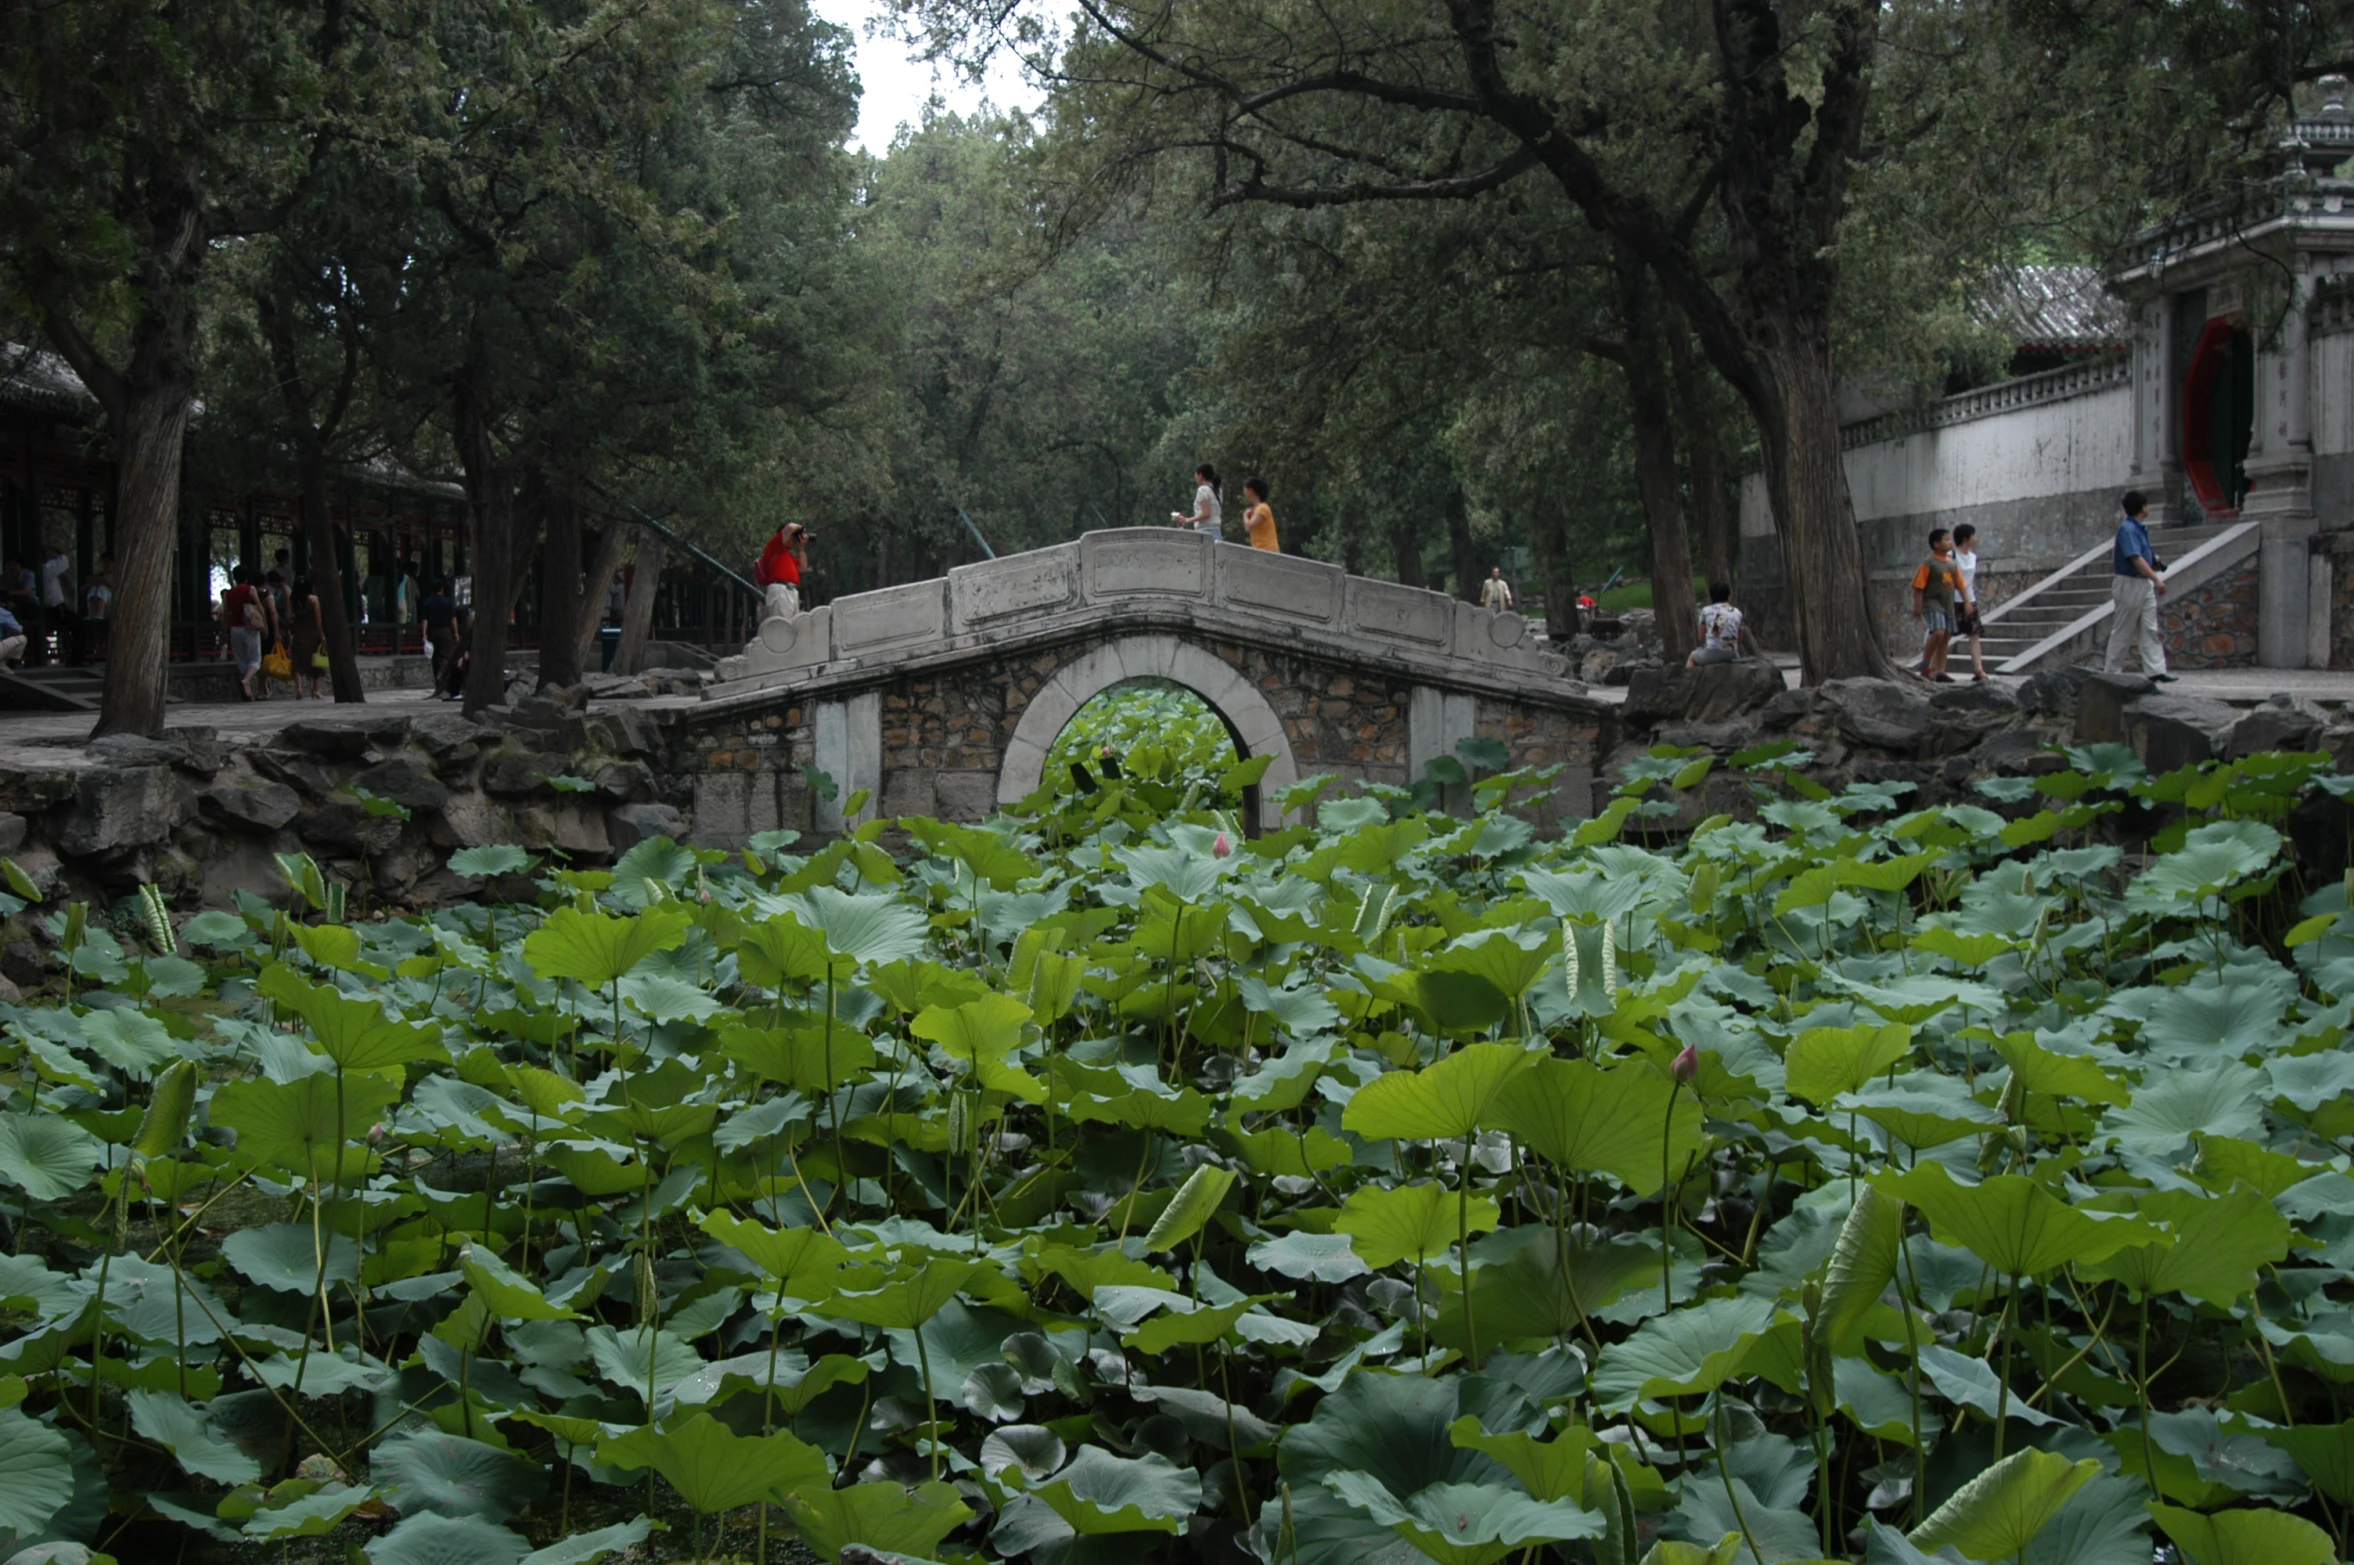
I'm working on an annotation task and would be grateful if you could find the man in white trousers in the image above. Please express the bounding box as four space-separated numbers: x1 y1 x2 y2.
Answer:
2104 491 2175 681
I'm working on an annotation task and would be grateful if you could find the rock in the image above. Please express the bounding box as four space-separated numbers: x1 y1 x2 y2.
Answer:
1931 680 2018 715
410 711 500 762
279 716 409 761
1821 678 1935 752
429 789 515 849
2071 672 2156 746
1624 660 1784 725
85 729 225 776
200 779 302 835
519 802 611 857
2227 693 2328 759
581 671 651 700
593 760 656 804
1618 608 1658 644
2123 694 2240 774
2018 664 2096 719
1757 688 1815 731
0 813 24 853
0 940 43 988
606 802 687 850
482 749 571 797
1972 727 2055 773
351 757 452 813
584 709 662 758
298 801 404 856
246 747 337 799
1601 655 1655 687
0 973 21 1005
1579 648 1627 685
57 766 189 856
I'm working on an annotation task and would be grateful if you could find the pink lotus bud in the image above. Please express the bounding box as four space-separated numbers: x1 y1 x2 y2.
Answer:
1671 1045 1699 1084
1212 833 1232 859
367 1123 387 1145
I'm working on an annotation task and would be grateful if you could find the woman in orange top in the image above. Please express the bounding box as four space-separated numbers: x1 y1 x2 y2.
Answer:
1241 477 1279 552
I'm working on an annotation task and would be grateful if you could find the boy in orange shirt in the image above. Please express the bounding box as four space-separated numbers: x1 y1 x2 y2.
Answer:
1910 528 1963 683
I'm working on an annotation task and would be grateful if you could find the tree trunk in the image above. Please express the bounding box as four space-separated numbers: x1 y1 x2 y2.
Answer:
1753 322 1888 681
613 528 665 676
1614 250 1700 665
1673 330 1736 592
569 519 631 678
297 447 364 703
1445 486 1478 600
537 488 585 691
456 375 519 716
89 381 190 738
1390 514 1425 587
1526 497 1580 645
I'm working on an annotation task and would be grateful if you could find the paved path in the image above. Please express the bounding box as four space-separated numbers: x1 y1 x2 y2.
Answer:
1574 655 2354 708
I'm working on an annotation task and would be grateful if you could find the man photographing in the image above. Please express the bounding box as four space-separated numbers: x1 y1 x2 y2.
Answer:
756 522 810 623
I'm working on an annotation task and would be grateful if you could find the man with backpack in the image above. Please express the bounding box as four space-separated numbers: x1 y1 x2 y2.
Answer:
1910 528 1964 683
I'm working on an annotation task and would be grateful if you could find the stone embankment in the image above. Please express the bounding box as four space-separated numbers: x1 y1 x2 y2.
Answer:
0 685 687 919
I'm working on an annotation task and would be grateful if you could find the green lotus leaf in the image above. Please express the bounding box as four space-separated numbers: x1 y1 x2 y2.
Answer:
1909 1449 2097 1563
1326 1470 1607 1565
782 885 932 970
582 1325 706 1402
461 1245 576 1320
826 1256 986 1330
210 1071 399 1180
521 904 691 988
77 1008 182 1080
1018 1445 1201 1534
259 963 447 1073
1426 929 1555 1003
698 1211 856 1299
1875 1164 2162 1278
783 1479 973 1561
1142 1162 1237 1253
1992 1035 2130 1106
1334 1181 1501 1270
1816 1184 1905 1354
447 845 535 879
2147 1505 2335 1565
981 1424 1069 1482
2075 1184 2290 1305
518 1517 654 1565
911 992 1033 1067
2102 1063 2268 1153
0 1114 103 1202
1235 973 1342 1037
2257 1417 2354 1504
1486 1057 1701 1195
373 1430 546 1521
242 1481 375 1540
717 1018 879 1091
2130 820 2281 901
1592 1295 1781 1411
125 1389 259 1487
1786 1023 1912 1106
597 1410 829 1514
1346 1042 1538 1142
1447 1417 1603 1502
221 1223 358 1293
1248 1230 1373 1284
1845 1077 2005 1149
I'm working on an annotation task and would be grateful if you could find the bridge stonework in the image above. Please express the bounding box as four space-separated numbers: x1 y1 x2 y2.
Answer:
665 530 1616 842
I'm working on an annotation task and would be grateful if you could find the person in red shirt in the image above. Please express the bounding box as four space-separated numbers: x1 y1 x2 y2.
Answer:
755 523 809 623
217 566 269 700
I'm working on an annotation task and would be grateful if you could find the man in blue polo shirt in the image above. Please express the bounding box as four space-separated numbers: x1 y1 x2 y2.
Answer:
2104 490 2174 681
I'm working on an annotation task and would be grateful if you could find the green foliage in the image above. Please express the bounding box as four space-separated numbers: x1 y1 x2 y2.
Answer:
0 748 2343 1563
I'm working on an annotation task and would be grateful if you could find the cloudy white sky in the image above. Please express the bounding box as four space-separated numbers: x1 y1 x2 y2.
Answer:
806 0 1047 154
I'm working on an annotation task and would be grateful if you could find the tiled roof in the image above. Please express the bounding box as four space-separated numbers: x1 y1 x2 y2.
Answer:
1974 265 2128 351
0 345 94 418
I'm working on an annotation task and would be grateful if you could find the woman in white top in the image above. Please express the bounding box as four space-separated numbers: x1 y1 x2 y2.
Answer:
1171 464 1223 536
1952 523 1986 682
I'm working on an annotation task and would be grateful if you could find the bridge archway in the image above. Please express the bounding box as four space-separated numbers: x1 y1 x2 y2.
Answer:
996 634 1300 830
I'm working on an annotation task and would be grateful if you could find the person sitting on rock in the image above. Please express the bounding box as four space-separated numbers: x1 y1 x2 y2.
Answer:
1686 581 1755 667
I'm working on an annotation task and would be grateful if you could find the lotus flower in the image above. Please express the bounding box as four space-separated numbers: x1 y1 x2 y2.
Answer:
1671 1044 1700 1083
1212 832 1233 858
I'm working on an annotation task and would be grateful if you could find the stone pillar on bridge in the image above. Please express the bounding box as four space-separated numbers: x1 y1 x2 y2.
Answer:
1407 686 1478 811
811 690 879 834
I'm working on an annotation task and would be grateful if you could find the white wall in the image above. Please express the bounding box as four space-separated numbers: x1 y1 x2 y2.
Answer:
1843 383 2135 521
2314 331 2354 459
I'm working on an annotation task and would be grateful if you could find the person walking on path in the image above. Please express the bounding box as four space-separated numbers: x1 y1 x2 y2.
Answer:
755 523 809 622
1241 478 1279 551
422 578 461 688
1480 566 1515 614
38 541 74 665
290 574 327 700
1952 524 1989 682
1171 464 1223 536
2105 491 2175 681
1686 581 1759 666
220 567 267 700
1911 528 1964 683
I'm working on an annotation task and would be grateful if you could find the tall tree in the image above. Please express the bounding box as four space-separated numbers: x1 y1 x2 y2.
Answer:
0 1 323 735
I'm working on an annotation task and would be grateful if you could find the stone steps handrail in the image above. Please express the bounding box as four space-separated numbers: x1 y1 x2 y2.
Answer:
1991 521 2259 676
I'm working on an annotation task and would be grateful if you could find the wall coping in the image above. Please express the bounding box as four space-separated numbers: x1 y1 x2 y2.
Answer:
1841 354 2130 452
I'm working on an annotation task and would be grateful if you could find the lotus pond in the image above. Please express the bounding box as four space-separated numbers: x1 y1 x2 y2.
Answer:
2 717 2354 1565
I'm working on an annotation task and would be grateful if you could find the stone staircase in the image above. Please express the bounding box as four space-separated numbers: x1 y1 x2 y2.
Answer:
0 663 101 712
1975 519 2259 675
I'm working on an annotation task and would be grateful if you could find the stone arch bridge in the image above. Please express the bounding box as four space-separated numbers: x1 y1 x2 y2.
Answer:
669 529 1617 841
